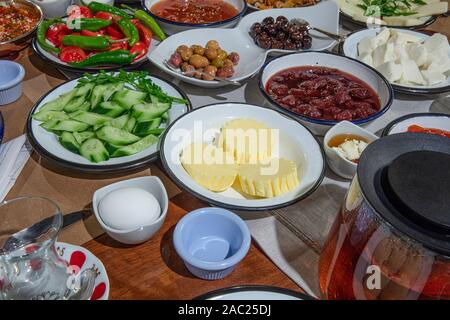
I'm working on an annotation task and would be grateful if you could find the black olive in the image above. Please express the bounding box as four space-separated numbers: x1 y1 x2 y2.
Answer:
276 31 286 40
290 32 303 42
271 40 284 50
288 25 300 35
256 36 272 49
262 17 275 26
276 16 288 23
302 35 312 49
265 23 277 36
284 39 296 50
250 23 262 38
281 21 291 33
295 42 302 49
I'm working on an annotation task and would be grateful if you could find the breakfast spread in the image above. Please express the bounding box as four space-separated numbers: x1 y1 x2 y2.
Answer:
180 119 300 198
356 28 450 86
328 134 369 163
150 0 239 24
247 0 319 9
249 16 312 50
338 0 448 26
168 41 240 80
31 71 187 163
0 4 40 42
266 66 381 121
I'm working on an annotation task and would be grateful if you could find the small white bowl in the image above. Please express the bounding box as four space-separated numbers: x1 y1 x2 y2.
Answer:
324 121 378 179
0 61 25 106
142 0 247 36
30 0 73 19
93 176 168 244
382 113 450 136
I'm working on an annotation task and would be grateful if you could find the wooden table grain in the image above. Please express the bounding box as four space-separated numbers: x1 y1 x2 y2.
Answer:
83 193 301 300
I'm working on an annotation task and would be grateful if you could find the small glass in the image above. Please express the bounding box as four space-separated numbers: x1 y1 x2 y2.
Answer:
0 196 94 300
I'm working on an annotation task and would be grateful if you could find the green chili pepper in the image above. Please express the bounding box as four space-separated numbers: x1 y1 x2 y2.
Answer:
116 18 139 47
37 19 62 55
68 50 137 68
62 35 112 50
121 4 166 41
87 1 131 19
66 18 112 31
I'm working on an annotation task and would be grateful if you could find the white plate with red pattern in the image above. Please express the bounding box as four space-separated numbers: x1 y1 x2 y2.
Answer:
56 242 109 300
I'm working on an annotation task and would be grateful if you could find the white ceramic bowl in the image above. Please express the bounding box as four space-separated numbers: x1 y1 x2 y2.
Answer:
382 113 450 136
148 1 339 88
342 28 450 95
30 0 73 19
160 102 325 211
259 51 394 136
324 121 378 179
0 61 25 106
93 176 168 244
142 0 247 35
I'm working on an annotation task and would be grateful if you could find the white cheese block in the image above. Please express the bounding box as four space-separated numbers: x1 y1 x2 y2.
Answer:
424 34 449 56
388 35 409 61
421 70 447 85
400 59 425 85
358 36 375 56
372 28 391 47
358 52 374 67
373 42 396 67
377 61 403 82
406 43 428 67
390 30 422 43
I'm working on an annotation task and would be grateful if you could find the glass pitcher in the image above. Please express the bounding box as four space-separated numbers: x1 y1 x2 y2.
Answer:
0 196 95 300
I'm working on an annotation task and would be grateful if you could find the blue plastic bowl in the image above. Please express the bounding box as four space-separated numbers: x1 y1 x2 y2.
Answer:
173 207 251 280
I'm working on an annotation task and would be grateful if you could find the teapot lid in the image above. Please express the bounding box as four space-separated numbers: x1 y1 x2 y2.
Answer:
358 133 450 256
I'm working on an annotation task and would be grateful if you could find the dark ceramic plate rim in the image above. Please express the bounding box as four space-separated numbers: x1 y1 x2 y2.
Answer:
340 29 450 95
340 11 437 30
381 112 450 137
159 102 326 212
141 0 248 28
258 51 394 127
194 285 314 300
26 75 192 174
31 38 148 74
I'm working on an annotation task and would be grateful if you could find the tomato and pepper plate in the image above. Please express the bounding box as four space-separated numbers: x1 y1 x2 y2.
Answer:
32 5 157 72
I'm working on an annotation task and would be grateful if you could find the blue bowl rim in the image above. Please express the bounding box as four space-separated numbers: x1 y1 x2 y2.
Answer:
258 51 394 127
141 0 248 28
0 61 25 91
173 207 251 271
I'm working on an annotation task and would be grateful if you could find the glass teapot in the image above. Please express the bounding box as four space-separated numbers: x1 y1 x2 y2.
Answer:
319 133 450 300
0 197 95 300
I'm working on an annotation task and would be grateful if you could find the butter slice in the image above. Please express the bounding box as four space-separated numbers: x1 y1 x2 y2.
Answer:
238 158 299 198
180 142 237 192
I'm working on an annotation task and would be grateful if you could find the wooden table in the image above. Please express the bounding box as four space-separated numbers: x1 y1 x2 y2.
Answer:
3 13 449 300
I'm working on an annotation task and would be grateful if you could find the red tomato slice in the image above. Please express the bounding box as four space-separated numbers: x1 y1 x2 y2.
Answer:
59 46 87 63
68 5 93 19
81 29 105 37
46 23 72 47
130 41 148 61
109 40 128 51
106 25 125 39
95 11 116 21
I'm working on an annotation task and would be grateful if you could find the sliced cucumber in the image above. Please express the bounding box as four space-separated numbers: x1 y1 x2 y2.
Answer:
104 142 121 155
59 132 80 153
150 95 159 104
92 101 125 117
70 111 112 126
124 116 136 133
95 126 140 145
40 90 76 112
32 110 69 122
110 113 130 129
51 120 90 132
103 82 124 102
73 131 95 145
40 119 60 132
78 101 91 111
75 83 95 98
64 95 87 113
132 103 170 122
110 134 159 157
90 84 109 109
133 118 162 137
112 89 147 110
79 138 110 163
161 112 169 123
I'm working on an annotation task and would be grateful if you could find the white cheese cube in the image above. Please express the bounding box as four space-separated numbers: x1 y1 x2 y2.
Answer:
358 36 375 56
358 52 374 67
377 61 403 82
373 42 396 67
424 34 449 56
406 43 428 67
426 58 450 74
400 59 425 85
372 28 391 47
421 70 446 85
390 30 422 43
388 35 409 61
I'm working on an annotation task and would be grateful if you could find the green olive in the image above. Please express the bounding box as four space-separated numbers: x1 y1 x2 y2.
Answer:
205 48 218 61
191 45 205 56
211 58 224 68
189 54 210 68
176 45 189 54
223 59 234 68
180 48 193 62
217 49 228 60
206 40 220 50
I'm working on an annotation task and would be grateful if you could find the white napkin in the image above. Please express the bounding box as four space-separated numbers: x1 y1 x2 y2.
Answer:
0 135 32 202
